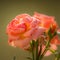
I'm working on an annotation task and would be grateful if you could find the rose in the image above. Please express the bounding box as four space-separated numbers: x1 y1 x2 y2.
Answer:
33 12 60 45
33 12 60 56
33 12 58 29
6 13 46 50
6 12 60 56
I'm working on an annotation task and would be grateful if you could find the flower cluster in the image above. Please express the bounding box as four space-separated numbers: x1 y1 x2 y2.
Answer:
6 12 60 60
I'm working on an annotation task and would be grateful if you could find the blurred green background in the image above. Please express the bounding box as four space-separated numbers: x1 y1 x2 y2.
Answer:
0 0 60 60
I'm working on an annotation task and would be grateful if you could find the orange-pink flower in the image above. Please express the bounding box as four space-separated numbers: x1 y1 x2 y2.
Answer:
6 12 60 56
33 12 58 29
33 12 60 45
6 13 46 49
33 12 60 56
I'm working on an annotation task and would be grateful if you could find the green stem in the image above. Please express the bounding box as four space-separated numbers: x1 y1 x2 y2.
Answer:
38 44 42 57
13 56 16 60
30 40 35 60
36 40 39 60
32 50 34 60
41 39 50 58
38 44 42 60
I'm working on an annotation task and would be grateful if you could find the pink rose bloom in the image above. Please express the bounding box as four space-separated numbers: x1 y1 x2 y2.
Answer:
6 13 46 50
33 12 60 45
33 12 60 56
6 12 60 56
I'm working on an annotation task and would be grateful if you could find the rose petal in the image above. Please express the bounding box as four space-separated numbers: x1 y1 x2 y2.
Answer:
45 44 57 56
8 38 31 50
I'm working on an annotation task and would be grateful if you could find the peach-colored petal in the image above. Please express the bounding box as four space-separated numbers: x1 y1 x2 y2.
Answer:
31 27 46 40
45 44 57 56
30 17 41 28
33 12 58 29
15 14 32 28
8 38 31 50
24 27 46 40
51 35 60 45
40 44 57 56
23 28 36 38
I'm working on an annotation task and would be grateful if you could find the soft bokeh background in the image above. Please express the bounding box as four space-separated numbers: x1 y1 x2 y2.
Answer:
0 0 60 60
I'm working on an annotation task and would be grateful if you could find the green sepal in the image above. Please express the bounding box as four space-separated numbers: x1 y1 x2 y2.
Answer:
48 27 57 40
30 40 35 51
53 30 57 37
48 28 53 39
49 48 56 54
